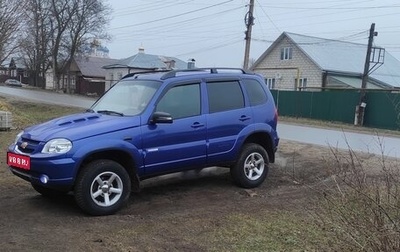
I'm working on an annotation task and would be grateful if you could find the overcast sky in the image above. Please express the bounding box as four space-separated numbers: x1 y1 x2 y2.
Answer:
105 0 400 67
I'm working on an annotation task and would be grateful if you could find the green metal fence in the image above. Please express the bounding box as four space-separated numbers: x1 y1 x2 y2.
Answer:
271 90 400 130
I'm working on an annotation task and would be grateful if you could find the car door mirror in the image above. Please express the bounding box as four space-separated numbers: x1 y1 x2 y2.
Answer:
150 111 173 124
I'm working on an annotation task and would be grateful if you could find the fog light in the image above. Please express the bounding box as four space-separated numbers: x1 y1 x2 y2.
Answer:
40 175 49 184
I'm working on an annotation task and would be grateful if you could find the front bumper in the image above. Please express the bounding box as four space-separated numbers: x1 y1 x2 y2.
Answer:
8 146 77 190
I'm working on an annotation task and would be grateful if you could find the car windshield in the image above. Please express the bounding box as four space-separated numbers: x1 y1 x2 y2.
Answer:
90 79 161 116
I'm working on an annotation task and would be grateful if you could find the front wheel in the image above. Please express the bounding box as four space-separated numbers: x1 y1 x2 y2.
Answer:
74 160 131 216
231 143 269 188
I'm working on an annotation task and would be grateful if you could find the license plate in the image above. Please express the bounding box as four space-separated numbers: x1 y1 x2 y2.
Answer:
7 152 31 170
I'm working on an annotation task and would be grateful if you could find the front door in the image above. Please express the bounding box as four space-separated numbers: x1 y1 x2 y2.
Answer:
141 82 206 175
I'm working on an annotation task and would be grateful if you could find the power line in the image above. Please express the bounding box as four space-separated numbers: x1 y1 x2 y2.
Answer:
256 0 281 33
110 0 234 30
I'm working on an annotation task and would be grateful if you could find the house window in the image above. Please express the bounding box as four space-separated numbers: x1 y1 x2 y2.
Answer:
110 73 114 85
295 78 307 91
280 47 292 60
265 78 276 89
71 76 76 88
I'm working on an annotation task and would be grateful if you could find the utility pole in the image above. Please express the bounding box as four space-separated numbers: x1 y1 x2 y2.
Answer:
243 0 255 70
355 23 378 126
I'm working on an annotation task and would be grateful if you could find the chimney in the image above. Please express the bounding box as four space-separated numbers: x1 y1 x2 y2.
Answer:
187 58 195 69
138 46 145 54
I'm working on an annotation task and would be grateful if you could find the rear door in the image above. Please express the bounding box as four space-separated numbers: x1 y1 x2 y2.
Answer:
205 79 252 164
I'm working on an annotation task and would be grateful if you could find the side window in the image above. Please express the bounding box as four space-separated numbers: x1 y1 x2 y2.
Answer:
243 79 268 106
265 78 276 89
207 81 244 113
295 78 307 91
280 47 292 60
156 83 200 119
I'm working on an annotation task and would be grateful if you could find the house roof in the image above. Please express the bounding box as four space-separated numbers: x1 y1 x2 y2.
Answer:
2 57 26 69
253 32 400 88
74 56 119 77
103 51 187 70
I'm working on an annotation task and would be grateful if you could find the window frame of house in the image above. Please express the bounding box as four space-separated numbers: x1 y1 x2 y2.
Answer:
265 78 276 89
110 73 114 86
280 47 293 60
295 78 307 91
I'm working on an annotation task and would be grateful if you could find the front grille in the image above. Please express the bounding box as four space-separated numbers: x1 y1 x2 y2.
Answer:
17 137 41 154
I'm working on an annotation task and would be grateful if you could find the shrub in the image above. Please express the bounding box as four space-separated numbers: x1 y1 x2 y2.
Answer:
316 144 400 251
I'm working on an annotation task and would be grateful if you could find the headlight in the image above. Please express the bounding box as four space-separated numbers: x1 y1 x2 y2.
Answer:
42 138 72 154
14 131 23 144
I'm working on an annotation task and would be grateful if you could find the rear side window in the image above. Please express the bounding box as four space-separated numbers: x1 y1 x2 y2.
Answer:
207 81 244 113
243 79 268 106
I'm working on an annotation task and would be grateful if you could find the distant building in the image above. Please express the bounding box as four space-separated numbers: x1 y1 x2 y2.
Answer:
46 56 118 96
81 43 110 58
102 47 190 90
0 57 29 84
251 32 400 90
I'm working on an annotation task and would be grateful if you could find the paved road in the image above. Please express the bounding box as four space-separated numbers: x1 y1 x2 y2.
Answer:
0 86 95 108
278 123 400 159
2 85 399 158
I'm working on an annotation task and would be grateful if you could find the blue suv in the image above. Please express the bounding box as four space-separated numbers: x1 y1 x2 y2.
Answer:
7 68 279 215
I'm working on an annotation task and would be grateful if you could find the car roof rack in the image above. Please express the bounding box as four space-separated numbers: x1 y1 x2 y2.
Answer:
160 68 251 80
121 69 170 80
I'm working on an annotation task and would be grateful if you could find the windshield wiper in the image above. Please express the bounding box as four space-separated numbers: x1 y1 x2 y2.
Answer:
97 110 124 116
86 108 95 113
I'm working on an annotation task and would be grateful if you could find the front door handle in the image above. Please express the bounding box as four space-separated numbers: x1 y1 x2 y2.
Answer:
191 122 205 128
239 115 251 122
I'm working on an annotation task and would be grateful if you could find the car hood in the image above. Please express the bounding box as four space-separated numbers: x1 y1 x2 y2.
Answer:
23 113 141 142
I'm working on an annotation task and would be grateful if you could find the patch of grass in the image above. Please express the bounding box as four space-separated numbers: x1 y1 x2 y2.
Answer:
0 96 83 129
108 210 342 251
209 211 341 252
0 97 82 183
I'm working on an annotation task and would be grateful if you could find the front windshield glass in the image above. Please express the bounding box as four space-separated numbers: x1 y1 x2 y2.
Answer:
91 79 161 116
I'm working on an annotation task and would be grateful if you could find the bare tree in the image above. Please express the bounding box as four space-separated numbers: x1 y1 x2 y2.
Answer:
64 0 110 93
19 0 53 87
0 0 24 64
45 0 110 92
49 0 76 90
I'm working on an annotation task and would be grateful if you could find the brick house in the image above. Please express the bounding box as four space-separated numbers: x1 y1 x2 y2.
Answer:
251 32 400 90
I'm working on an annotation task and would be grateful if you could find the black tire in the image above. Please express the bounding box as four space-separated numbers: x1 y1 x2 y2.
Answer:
74 160 131 216
231 143 269 188
31 183 68 198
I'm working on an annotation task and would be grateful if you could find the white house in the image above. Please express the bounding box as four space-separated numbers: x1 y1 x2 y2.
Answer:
251 32 400 91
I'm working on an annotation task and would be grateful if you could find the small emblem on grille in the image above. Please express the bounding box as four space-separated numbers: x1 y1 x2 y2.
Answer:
20 142 28 149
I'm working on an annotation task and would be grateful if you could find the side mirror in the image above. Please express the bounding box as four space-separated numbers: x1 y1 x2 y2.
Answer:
150 111 173 124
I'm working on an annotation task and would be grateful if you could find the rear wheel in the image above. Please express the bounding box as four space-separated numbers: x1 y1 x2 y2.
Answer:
231 143 269 188
74 160 131 216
